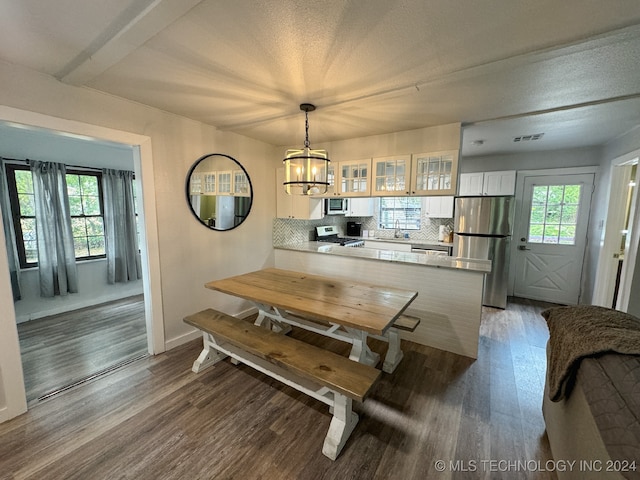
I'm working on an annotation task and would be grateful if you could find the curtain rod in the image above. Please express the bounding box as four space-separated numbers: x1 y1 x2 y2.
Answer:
1 156 106 173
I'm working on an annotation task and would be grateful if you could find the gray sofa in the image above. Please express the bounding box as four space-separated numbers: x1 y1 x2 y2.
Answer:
541 305 640 480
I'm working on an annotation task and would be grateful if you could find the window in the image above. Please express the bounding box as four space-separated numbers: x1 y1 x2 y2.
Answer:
528 184 581 245
5 165 106 267
378 196 421 230
66 171 106 258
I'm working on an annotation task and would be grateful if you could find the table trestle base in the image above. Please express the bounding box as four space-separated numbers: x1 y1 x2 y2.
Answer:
254 304 403 373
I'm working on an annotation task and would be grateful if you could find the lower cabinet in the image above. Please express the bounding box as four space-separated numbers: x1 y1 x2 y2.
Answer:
363 240 413 252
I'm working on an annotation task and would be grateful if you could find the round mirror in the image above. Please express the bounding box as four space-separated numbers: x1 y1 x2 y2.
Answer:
186 153 253 230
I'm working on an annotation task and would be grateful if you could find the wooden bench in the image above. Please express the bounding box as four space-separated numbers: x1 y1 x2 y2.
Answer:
393 314 421 332
184 308 381 460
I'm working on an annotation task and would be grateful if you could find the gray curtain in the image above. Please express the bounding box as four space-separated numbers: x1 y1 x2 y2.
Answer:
31 160 78 297
0 158 21 300
102 169 141 284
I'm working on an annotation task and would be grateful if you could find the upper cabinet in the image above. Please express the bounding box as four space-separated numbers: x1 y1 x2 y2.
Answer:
458 170 516 196
371 150 458 196
423 195 454 218
276 168 324 219
411 150 458 196
322 159 372 197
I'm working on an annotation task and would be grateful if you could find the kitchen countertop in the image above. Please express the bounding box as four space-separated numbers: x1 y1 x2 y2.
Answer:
275 242 491 273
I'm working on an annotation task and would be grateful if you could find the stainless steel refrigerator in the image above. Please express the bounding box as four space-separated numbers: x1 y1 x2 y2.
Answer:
453 196 514 309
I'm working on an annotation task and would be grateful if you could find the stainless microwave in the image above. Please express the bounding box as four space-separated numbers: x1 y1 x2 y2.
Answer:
325 198 349 215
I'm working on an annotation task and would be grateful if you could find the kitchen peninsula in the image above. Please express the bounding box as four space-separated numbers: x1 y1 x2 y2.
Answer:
274 242 490 358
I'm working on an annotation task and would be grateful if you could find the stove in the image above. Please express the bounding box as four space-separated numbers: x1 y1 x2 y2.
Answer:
315 226 365 247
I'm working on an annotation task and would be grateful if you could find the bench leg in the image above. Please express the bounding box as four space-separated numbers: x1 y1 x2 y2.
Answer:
322 394 359 460
192 333 227 373
382 328 404 374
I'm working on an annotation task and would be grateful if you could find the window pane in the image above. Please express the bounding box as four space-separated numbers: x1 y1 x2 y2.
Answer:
72 217 87 237
74 238 89 257
85 217 104 236
68 195 83 215
80 175 99 196
83 195 101 215
66 174 80 195
529 205 546 224
88 235 105 256
527 184 581 246
18 193 35 216
543 225 560 244
15 170 34 194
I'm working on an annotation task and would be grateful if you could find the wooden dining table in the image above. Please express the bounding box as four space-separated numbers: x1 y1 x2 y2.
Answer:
202 267 418 371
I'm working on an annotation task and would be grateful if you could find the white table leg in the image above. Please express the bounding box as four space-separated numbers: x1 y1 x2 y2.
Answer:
382 327 404 373
344 328 380 367
253 303 292 334
192 333 228 373
322 394 359 460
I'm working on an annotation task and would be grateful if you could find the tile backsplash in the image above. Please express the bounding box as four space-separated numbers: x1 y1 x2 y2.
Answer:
273 202 454 246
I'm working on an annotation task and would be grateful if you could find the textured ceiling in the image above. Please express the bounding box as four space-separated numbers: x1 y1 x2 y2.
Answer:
1 0 640 156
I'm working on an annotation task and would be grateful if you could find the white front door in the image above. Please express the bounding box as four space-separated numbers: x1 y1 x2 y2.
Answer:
513 173 594 304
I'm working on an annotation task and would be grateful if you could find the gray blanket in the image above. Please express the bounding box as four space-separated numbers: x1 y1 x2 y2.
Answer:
542 305 640 402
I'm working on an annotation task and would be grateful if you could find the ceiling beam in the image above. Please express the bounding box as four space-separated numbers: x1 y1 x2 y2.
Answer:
57 0 204 86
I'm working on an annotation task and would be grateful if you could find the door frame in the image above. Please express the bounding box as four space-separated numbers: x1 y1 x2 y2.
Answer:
508 166 598 300
0 105 165 422
593 149 640 310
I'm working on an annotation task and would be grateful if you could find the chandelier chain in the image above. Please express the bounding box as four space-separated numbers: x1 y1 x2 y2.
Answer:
304 111 310 148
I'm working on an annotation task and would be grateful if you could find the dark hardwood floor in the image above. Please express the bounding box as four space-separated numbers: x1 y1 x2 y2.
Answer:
2 297 557 479
17 295 147 403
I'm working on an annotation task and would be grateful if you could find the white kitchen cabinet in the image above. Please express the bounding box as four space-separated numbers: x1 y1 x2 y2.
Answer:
363 240 413 252
371 154 412 196
276 168 324 219
372 150 458 196
410 150 458 196
423 195 454 218
482 170 516 195
458 172 485 196
345 197 374 217
458 170 516 196
321 159 372 197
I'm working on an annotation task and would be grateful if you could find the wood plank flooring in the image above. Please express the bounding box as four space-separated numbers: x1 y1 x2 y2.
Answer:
17 295 147 403
1 297 557 479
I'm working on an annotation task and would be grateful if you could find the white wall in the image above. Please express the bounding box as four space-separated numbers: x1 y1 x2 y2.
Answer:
0 60 278 421
314 122 461 160
460 147 602 173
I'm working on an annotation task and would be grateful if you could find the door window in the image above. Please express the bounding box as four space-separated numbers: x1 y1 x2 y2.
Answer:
528 184 582 245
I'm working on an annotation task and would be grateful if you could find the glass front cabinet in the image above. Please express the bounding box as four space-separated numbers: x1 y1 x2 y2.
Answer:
372 151 458 196
410 150 458 196
321 159 371 197
372 154 411 196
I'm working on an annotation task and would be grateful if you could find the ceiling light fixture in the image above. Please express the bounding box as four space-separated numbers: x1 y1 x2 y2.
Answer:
283 103 330 195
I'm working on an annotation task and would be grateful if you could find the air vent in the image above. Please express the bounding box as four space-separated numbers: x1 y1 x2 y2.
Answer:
513 133 544 142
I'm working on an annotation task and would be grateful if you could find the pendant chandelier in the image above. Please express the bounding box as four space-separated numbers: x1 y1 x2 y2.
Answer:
283 103 330 195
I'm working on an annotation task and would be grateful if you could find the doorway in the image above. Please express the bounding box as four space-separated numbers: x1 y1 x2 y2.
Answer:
593 151 640 311
512 171 595 304
0 106 164 421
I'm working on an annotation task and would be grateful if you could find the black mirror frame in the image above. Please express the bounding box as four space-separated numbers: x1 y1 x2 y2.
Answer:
185 153 254 231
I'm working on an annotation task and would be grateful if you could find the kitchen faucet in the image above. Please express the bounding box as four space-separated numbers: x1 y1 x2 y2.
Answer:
394 219 402 238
